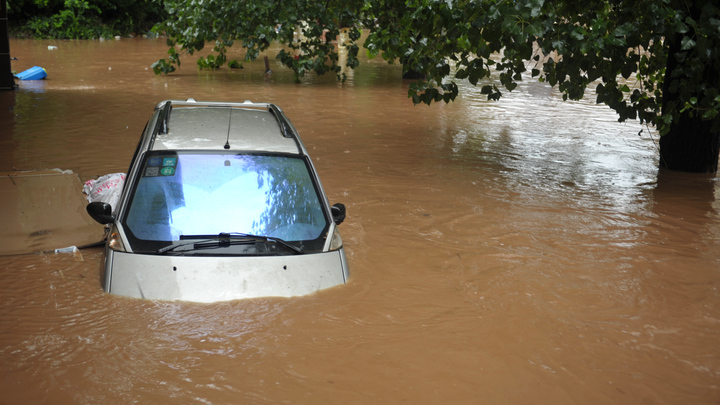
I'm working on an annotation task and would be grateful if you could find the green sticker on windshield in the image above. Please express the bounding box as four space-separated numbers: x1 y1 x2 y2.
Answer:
160 166 175 176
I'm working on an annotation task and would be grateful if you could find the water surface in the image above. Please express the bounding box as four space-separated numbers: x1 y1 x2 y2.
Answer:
1 38 719 404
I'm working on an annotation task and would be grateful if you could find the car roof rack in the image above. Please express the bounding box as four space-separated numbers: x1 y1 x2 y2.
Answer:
156 101 172 135
267 104 295 139
153 99 299 139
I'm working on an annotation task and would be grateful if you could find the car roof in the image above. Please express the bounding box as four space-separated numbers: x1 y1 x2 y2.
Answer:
148 99 303 154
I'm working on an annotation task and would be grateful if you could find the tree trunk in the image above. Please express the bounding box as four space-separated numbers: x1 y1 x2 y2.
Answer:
659 4 720 173
659 115 720 173
0 0 15 90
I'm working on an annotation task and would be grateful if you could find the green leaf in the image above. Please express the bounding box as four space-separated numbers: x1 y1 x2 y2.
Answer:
674 20 689 34
681 36 696 51
570 28 584 41
469 70 480 86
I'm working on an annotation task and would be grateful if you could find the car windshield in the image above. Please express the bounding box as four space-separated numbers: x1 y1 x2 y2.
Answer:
122 152 329 253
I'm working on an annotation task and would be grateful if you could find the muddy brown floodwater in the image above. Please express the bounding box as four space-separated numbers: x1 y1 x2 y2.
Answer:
1 38 720 404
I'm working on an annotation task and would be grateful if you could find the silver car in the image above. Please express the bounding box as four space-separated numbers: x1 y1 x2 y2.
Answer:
87 99 348 302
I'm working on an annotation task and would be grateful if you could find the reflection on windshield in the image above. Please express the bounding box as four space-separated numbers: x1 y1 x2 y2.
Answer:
124 153 327 246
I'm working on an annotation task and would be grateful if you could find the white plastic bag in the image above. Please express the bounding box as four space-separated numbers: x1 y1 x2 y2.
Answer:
83 173 126 208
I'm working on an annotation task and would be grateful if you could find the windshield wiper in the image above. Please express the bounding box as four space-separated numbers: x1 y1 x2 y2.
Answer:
224 232 304 254
159 232 304 255
157 238 215 254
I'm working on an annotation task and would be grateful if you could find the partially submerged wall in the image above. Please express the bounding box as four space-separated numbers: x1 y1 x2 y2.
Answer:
0 170 106 256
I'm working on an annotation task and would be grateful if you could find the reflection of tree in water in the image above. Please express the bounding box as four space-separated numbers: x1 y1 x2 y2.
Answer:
248 155 326 242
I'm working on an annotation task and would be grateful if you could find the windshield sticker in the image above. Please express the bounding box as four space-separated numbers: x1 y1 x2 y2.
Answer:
145 166 160 177
144 156 178 177
163 157 178 167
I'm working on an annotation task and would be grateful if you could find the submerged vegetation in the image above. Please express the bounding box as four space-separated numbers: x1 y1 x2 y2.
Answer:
8 0 165 39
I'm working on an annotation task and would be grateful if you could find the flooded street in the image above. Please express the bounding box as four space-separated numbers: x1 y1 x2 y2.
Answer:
2 38 720 404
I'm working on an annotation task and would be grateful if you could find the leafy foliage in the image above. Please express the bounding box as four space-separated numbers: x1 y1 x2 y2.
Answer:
8 0 165 39
153 0 719 138
151 0 363 82
366 0 719 137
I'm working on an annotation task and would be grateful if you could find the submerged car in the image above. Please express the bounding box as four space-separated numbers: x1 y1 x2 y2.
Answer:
87 99 348 302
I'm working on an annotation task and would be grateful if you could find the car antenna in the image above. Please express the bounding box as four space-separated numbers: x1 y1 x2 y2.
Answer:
224 109 232 149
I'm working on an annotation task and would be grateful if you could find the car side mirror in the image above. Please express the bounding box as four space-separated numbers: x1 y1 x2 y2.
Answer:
331 203 346 225
87 202 115 224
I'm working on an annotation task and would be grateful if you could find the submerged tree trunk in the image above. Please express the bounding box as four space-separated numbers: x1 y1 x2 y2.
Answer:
0 0 15 90
659 115 720 173
659 4 720 173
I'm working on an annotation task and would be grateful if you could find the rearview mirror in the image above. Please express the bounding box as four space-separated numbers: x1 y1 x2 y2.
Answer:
331 203 346 225
87 202 115 224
